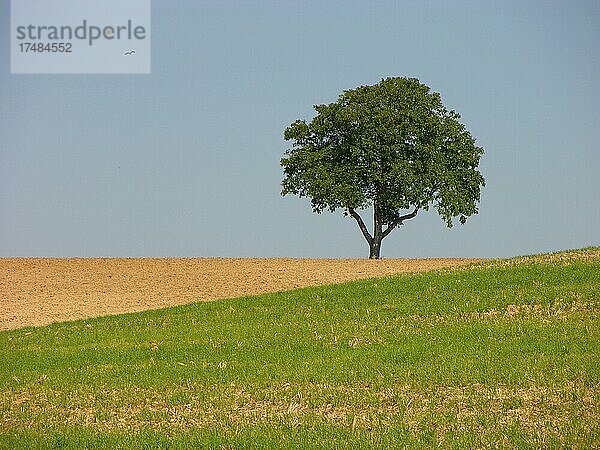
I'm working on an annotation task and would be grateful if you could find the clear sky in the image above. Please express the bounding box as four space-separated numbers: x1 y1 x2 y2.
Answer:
1 0 598 258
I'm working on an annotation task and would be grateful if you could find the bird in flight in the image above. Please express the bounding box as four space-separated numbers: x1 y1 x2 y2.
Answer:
124 50 136 56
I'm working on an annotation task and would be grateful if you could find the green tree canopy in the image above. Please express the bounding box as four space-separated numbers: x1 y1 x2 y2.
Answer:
281 77 485 258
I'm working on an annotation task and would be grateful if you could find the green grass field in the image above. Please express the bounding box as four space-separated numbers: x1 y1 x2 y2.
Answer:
1 249 599 449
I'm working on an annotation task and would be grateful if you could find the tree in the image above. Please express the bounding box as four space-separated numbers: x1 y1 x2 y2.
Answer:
280 77 485 259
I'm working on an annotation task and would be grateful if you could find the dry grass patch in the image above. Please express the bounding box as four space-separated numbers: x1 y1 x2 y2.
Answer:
2 381 597 442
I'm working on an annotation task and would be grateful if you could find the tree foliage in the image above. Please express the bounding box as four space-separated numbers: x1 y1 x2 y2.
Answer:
281 77 485 258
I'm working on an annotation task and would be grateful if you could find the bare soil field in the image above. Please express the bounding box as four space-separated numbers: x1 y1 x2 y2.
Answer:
0 258 480 330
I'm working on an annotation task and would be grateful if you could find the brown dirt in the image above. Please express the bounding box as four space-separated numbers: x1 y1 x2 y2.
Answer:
0 258 480 331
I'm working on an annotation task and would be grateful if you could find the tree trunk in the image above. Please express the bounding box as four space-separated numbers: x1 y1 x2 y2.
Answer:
370 201 383 259
349 204 419 260
369 238 382 259
348 204 388 259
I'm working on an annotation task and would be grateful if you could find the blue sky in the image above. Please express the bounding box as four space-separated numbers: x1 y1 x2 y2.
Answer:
1 0 598 258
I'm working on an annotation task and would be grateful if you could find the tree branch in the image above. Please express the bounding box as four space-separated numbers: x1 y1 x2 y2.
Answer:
381 207 419 239
348 208 373 245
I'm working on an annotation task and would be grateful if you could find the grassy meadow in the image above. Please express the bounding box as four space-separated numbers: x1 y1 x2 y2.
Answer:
1 249 599 448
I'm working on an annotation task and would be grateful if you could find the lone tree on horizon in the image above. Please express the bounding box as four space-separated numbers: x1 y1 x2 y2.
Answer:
281 77 485 259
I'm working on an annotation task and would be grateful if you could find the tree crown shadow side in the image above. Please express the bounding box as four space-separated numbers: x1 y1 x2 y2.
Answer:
281 77 485 259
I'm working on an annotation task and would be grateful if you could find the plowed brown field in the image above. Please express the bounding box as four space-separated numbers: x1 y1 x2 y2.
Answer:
0 258 481 330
